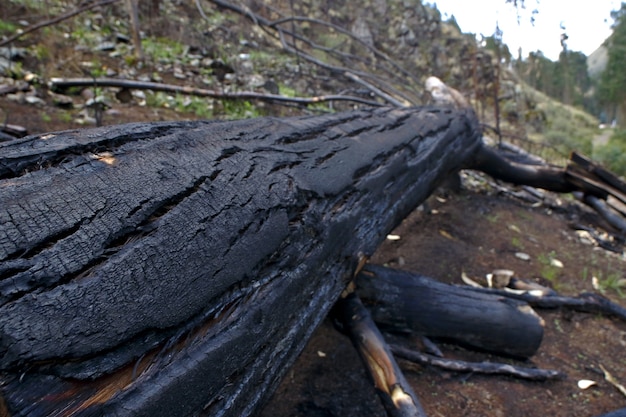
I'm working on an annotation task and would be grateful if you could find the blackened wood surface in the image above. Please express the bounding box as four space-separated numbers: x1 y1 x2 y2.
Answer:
0 107 481 416
356 265 544 358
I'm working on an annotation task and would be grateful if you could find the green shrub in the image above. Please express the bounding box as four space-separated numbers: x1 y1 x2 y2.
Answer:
595 129 626 177
538 102 595 155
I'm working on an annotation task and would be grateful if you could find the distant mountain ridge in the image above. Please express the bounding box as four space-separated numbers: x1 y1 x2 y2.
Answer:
587 44 608 79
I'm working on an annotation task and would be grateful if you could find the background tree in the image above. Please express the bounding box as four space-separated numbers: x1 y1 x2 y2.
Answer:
597 2 626 126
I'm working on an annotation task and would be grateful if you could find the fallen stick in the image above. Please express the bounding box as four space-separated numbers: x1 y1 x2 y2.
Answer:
467 287 626 322
600 364 626 398
49 77 383 107
390 344 565 381
334 293 428 417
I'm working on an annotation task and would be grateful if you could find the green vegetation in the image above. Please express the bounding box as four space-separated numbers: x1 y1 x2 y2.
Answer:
141 37 189 64
485 213 499 224
597 4 626 124
57 111 73 124
540 102 596 155
220 99 263 119
277 84 297 98
583 253 626 297
594 270 626 297
145 92 214 119
144 91 263 120
8 0 51 11
516 50 593 111
594 129 626 176
510 236 524 250
520 86 597 157
0 19 18 35
537 251 561 285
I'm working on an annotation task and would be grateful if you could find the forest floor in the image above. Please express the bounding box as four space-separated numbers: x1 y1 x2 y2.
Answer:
261 183 626 417
2 2 626 416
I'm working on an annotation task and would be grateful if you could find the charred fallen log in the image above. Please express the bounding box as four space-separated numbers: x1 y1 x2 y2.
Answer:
0 107 482 416
356 264 545 358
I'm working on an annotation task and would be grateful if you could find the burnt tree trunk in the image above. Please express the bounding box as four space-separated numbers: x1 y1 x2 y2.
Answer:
356 265 544 358
0 107 482 416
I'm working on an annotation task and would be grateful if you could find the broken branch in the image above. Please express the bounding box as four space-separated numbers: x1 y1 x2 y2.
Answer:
334 293 428 417
49 77 383 107
390 344 565 381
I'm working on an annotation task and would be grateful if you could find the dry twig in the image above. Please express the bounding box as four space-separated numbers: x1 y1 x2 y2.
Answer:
0 0 121 47
49 77 383 107
204 0 420 106
391 345 565 381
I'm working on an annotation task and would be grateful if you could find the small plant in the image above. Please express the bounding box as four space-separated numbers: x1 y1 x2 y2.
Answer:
586 253 626 297
553 318 563 333
485 213 499 224
5 61 24 79
144 92 215 119
593 271 626 297
220 99 262 120
142 37 188 64
537 251 561 285
58 111 73 124
176 96 214 119
594 129 626 177
510 236 524 249
0 19 18 35
278 84 297 98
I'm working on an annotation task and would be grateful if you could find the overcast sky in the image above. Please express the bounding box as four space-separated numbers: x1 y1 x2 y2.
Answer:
427 0 622 60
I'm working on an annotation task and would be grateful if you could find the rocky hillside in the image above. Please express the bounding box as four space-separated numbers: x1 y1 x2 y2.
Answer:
0 1 492 123
0 0 599 162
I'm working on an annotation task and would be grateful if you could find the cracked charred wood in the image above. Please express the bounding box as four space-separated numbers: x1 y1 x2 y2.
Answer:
0 107 482 416
356 265 544 358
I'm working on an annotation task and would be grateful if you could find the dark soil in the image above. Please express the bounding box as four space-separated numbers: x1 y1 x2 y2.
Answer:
260 186 626 417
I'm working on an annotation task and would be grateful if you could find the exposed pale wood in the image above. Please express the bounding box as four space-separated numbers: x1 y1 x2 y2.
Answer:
334 293 427 417
570 151 626 196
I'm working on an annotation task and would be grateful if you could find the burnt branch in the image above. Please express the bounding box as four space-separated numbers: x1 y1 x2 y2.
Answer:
334 293 428 417
390 345 565 381
49 77 383 107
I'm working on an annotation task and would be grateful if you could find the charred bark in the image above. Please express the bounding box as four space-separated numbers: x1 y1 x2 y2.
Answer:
356 265 544 358
0 107 482 416
468 143 577 193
